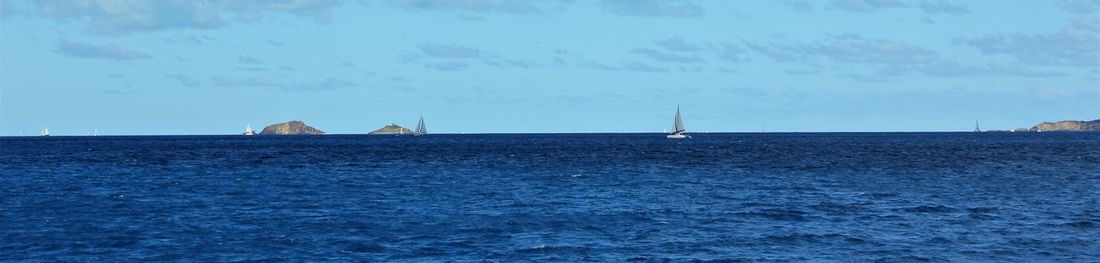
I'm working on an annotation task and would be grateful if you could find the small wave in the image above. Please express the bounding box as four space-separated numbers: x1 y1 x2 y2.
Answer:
513 244 589 254
736 208 809 221
966 207 999 213
925 236 954 244
760 232 866 245
898 204 956 213
873 255 937 262
1062 220 1096 228
343 242 385 253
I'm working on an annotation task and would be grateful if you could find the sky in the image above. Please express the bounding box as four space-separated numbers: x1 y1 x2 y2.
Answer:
0 0 1097 135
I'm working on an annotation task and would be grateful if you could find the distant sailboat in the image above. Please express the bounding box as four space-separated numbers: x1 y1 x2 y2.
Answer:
243 124 255 136
974 120 981 133
414 115 427 136
667 105 690 139
93 128 99 137
41 128 50 137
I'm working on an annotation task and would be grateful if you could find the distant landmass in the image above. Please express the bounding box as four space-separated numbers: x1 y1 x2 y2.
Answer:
369 124 413 135
1028 119 1100 132
259 120 325 135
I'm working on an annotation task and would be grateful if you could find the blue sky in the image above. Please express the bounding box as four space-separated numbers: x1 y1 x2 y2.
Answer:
1 0 1097 135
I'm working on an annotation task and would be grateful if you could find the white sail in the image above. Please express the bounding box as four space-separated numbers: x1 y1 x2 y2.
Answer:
667 105 690 139
415 115 426 135
672 106 685 133
244 124 255 136
42 128 49 137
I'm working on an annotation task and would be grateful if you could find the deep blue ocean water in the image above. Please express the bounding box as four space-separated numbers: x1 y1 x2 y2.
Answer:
1 133 1098 261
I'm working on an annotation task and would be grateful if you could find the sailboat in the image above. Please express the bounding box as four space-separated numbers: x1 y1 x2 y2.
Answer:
243 124 255 136
974 120 981 133
667 105 690 139
413 115 427 136
93 128 99 136
41 128 50 137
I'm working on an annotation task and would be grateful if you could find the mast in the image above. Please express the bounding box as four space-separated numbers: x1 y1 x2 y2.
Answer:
974 120 981 133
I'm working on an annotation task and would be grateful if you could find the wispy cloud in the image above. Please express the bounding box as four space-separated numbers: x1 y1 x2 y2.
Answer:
238 55 262 64
743 41 800 62
919 1 969 15
829 0 906 12
621 61 670 72
746 34 1067 79
33 0 344 35
717 42 748 63
54 40 150 60
781 0 814 11
390 0 543 14
654 36 702 52
211 75 281 88
211 75 356 91
419 43 480 58
960 20 1099 67
165 74 201 87
425 62 468 71
600 0 704 17
631 48 704 63
794 34 937 65
583 61 670 72
292 78 357 91
1057 0 1100 14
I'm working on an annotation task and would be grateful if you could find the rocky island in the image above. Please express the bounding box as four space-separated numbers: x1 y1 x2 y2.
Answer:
259 120 325 135
369 124 413 135
1028 119 1100 132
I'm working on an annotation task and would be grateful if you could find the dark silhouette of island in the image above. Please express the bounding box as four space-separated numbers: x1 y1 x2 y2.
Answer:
1027 119 1100 132
259 120 325 135
368 124 413 135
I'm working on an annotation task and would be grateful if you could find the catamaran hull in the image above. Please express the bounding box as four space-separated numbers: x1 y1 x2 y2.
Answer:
667 134 690 139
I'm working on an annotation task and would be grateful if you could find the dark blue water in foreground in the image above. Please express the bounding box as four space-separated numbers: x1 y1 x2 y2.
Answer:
2 133 1098 261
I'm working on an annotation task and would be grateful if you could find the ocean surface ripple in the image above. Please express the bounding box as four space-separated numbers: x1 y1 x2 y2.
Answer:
1 133 1098 261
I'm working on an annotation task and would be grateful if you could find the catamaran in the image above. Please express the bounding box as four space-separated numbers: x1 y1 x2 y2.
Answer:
243 124 255 136
414 115 427 136
41 128 50 137
667 106 690 139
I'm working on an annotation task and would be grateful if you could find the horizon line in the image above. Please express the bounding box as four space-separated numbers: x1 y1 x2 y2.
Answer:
1 130 1059 137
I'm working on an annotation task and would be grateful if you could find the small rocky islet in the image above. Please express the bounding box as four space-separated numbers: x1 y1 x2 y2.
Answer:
258 120 325 135
367 124 413 135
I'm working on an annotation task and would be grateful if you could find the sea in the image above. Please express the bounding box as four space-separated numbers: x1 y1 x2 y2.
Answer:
1 133 1098 262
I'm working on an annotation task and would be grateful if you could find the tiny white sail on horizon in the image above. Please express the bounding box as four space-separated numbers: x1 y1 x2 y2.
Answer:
414 115 427 136
244 124 255 136
667 105 690 139
42 128 50 137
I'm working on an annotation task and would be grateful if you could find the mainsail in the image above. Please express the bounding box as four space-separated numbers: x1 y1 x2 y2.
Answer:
414 115 427 135
672 106 685 133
